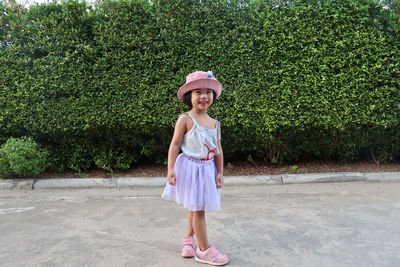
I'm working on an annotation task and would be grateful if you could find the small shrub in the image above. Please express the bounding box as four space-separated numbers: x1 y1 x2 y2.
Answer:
289 165 298 174
0 137 49 178
75 172 88 178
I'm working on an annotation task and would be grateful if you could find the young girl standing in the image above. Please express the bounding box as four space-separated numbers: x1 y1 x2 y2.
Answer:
162 71 230 266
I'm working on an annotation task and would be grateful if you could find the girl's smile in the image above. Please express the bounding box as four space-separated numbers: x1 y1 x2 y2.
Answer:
199 101 208 106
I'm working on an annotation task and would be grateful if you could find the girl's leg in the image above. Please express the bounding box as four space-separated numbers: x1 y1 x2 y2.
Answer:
186 211 195 236
182 211 196 258
192 211 209 251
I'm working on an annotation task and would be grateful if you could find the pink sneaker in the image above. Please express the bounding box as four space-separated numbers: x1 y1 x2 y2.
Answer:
195 245 230 266
181 236 196 258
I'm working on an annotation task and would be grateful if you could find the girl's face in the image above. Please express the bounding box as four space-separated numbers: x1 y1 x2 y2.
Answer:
191 88 214 110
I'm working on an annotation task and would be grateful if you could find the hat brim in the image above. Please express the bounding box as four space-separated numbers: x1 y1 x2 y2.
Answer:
177 79 222 100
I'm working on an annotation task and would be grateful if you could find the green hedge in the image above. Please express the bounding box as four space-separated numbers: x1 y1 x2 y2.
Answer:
1 0 399 173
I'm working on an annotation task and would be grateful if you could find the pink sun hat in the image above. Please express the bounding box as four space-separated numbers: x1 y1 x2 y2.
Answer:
177 71 222 100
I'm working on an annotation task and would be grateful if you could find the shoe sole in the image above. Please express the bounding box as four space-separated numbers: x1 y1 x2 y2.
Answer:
195 256 230 266
182 253 195 258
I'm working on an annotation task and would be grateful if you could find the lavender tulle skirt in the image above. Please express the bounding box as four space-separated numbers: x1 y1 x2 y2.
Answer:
161 153 221 212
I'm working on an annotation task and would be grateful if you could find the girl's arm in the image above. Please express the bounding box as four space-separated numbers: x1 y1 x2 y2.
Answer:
167 115 187 186
214 123 224 189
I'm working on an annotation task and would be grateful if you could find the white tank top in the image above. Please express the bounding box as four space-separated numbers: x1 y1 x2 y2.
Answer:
180 113 221 160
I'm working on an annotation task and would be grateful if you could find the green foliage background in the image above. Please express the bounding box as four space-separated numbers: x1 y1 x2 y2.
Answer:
1 0 399 173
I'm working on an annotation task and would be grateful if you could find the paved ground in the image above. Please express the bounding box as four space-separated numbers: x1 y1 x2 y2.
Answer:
0 182 400 267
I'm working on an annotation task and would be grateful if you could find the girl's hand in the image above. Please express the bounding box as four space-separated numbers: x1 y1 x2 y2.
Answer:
167 168 177 186
216 173 223 189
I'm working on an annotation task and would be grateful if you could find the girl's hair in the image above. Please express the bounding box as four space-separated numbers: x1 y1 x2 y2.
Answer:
182 90 217 108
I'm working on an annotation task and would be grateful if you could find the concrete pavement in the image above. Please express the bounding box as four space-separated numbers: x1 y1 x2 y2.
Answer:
0 172 400 190
0 182 400 266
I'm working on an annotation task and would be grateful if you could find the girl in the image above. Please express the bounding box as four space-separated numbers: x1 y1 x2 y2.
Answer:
162 71 230 266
